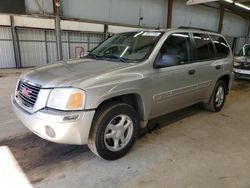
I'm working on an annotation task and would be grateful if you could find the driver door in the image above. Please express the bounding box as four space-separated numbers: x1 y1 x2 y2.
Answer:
150 32 199 118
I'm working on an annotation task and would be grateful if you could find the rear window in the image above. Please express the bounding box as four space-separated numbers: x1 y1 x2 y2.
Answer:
193 33 215 61
210 35 230 58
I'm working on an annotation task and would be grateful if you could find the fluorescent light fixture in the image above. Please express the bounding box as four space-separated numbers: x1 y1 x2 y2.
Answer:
224 0 233 3
186 0 218 6
235 2 250 10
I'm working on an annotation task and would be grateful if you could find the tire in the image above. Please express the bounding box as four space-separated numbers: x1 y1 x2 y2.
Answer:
204 80 226 112
87 102 139 160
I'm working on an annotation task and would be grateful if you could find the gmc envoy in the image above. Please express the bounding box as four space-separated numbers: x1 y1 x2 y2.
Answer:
12 28 233 160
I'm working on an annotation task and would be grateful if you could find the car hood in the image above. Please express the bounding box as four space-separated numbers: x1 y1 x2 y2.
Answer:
234 56 250 63
22 59 133 88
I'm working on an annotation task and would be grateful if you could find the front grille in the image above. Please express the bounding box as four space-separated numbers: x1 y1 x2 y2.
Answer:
17 81 41 108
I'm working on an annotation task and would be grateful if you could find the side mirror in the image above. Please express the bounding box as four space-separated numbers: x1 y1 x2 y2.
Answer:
155 55 181 68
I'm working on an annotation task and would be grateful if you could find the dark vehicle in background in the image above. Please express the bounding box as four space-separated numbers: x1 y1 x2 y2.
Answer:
234 44 250 80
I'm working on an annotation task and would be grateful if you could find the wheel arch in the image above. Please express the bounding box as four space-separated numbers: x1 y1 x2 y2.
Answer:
218 74 231 94
95 93 147 122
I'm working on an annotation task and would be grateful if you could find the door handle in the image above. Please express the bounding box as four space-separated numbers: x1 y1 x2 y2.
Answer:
188 69 195 75
215 65 222 70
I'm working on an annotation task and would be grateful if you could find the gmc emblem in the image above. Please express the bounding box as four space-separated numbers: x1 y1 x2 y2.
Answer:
21 87 31 97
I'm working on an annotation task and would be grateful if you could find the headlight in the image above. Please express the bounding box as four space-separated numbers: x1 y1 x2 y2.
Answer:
234 62 240 67
47 88 86 110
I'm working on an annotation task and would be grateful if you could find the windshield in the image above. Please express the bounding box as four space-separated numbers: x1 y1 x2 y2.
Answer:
239 44 250 57
87 31 163 62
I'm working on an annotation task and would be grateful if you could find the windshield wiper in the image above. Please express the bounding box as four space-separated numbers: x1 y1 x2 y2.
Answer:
100 54 127 63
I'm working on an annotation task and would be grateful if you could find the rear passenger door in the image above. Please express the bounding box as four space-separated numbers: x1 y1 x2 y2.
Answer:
192 33 224 100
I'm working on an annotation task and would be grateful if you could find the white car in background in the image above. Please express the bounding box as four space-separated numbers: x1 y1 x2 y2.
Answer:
234 44 250 79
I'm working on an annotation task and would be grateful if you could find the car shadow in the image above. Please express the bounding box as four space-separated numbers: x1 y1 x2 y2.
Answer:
138 104 204 137
0 134 90 183
0 105 204 183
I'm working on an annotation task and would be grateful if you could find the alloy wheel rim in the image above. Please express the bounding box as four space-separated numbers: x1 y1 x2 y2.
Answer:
104 114 134 152
215 86 224 107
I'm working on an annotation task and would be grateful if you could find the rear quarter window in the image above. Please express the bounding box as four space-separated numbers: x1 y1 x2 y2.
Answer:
193 33 215 61
210 35 230 58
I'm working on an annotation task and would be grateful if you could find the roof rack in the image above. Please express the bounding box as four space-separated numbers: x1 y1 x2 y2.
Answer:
178 26 218 34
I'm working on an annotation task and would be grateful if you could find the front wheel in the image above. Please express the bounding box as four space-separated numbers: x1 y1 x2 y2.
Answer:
88 102 139 160
204 80 226 112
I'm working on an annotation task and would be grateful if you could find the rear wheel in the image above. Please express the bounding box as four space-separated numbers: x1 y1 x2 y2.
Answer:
204 80 226 112
88 102 139 160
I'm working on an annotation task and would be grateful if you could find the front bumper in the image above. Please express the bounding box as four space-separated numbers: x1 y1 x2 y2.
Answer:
11 95 95 145
234 68 250 80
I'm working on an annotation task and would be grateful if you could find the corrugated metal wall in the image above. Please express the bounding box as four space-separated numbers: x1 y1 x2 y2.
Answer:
67 32 105 58
61 0 167 28
0 0 249 68
61 31 69 60
172 0 219 31
45 30 57 63
223 12 248 37
0 27 16 68
25 0 249 37
11 27 106 68
18 28 47 67
25 0 53 15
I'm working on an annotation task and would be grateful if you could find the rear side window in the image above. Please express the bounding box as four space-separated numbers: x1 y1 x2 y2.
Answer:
193 33 215 61
210 35 230 58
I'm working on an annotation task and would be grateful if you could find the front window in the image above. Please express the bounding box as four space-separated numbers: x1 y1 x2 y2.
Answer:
155 32 193 67
87 31 163 63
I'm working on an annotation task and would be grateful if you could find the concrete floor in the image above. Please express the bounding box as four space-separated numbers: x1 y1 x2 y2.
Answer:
0 69 250 188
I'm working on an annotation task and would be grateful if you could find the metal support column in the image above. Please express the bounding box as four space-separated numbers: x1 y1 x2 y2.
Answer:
104 24 109 39
87 33 90 52
44 30 49 63
68 32 71 59
10 16 21 68
218 4 224 33
248 19 250 36
55 16 63 61
167 0 173 28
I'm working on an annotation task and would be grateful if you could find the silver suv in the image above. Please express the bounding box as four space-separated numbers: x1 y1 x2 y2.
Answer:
12 28 233 160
